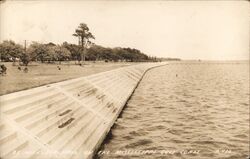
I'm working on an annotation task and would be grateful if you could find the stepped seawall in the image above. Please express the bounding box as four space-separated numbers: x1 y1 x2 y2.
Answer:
0 62 167 159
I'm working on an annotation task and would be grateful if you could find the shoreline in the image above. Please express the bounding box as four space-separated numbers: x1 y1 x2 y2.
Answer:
1 60 248 95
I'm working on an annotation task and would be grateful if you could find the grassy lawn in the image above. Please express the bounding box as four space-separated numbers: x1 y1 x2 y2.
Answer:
0 61 134 95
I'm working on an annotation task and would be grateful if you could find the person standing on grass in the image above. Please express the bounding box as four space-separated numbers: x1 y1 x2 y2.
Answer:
0 64 7 75
23 67 28 73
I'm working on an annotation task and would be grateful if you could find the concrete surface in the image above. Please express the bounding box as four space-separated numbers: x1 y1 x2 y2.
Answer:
0 62 167 159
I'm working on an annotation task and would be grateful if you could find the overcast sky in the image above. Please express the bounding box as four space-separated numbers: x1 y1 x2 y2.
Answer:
0 0 249 60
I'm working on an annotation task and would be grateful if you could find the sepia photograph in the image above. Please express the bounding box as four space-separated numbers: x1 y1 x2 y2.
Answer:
0 0 249 159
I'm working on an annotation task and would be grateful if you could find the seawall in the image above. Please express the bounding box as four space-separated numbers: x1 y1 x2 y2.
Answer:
0 62 167 159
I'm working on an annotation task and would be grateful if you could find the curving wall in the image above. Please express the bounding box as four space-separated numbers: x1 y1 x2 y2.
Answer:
0 62 167 159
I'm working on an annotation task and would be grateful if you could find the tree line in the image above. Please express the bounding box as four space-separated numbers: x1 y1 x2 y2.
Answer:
0 23 180 66
0 40 155 65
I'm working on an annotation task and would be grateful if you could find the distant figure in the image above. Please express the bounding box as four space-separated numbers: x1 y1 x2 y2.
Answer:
18 66 22 71
24 67 28 73
0 64 7 75
57 66 61 70
176 74 178 77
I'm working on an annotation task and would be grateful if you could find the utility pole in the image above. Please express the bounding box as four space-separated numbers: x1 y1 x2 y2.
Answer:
24 40 27 52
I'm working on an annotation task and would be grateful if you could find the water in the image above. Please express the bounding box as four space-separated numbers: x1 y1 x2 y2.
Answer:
97 61 249 159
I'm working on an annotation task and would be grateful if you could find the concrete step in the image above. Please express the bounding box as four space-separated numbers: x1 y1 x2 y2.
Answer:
11 95 67 122
30 103 82 137
22 99 76 129
39 107 89 145
2 90 60 114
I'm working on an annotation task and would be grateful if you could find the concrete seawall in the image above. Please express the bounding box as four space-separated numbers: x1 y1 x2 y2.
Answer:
0 62 167 159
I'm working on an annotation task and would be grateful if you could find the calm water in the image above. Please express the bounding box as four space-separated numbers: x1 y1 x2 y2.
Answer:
98 62 249 159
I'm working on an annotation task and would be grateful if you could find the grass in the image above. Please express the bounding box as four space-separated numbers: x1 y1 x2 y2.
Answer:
0 61 134 95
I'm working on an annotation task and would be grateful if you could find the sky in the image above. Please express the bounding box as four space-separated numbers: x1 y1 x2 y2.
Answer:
0 0 249 60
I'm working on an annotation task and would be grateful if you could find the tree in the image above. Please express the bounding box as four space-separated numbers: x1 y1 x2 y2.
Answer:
53 45 71 64
0 40 23 62
87 45 108 61
73 23 95 64
20 52 30 66
62 42 81 63
27 42 52 63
